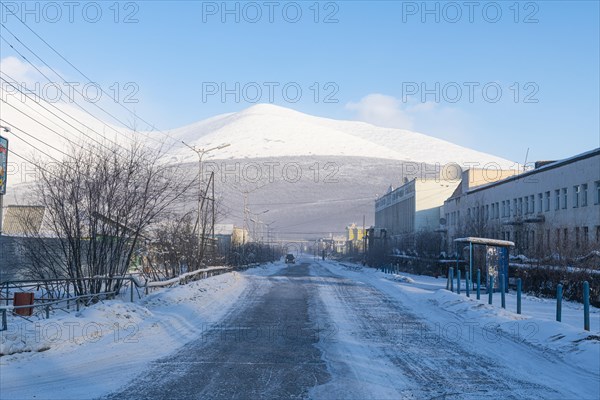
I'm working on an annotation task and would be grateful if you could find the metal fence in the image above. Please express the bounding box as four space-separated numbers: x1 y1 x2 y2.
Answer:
0 265 234 331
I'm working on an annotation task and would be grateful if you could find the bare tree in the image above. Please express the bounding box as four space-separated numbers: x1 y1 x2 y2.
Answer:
22 140 196 296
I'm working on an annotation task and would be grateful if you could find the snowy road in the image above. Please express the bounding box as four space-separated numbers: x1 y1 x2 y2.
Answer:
104 258 599 400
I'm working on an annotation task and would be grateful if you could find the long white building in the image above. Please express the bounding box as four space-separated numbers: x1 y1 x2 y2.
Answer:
443 148 600 258
375 177 459 249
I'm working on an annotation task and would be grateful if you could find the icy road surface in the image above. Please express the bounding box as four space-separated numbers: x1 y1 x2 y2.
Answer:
106 258 598 400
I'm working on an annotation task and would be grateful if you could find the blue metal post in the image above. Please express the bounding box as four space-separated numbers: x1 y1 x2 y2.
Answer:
457 269 461 294
469 242 473 291
449 267 454 292
488 276 493 305
466 271 470 297
556 284 563 322
517 278 522 314
476 269 481 300
500 274 506 308
583 281 590 331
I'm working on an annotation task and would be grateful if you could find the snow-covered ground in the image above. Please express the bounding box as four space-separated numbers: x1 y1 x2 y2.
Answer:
0 262 285 400
312 260 600 399
2 259 598 399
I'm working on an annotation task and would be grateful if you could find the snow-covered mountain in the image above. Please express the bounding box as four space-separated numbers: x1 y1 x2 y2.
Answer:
168 104 515 168
2 101 518 237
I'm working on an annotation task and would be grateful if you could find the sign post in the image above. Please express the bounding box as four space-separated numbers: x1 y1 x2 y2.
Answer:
0 135 8 235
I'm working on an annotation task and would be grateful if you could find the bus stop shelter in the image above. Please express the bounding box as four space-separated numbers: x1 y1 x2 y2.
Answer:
454 237 514 292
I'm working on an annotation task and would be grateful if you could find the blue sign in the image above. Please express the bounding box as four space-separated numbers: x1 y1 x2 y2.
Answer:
0 136 7 195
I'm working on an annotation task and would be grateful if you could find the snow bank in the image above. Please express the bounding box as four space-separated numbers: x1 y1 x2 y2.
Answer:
0 268 252 399
322 260 600 393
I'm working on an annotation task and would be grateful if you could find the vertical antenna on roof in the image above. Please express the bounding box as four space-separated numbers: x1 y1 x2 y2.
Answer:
523 148 530 172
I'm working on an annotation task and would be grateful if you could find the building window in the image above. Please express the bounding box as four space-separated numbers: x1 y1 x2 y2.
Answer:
546 229 550 249
596 181 600 204
575 227 580 249
555 190 560 210
545 191 550 211
518 198 523 216
583 226 589 246
564 228 569 246
538 193 543 213
562 188 568 209
524 196 529 215
496 202 500 219
556 229 561 247
596 226 600 243
573 185 580 208
530 195 535 213
582 184 588 206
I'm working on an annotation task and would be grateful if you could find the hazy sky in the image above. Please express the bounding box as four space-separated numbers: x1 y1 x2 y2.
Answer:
0 1 598 163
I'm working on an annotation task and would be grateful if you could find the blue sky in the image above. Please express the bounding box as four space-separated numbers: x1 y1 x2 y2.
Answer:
0 0 598 163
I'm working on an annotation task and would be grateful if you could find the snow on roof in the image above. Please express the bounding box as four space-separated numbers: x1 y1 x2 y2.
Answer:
454 237 515 247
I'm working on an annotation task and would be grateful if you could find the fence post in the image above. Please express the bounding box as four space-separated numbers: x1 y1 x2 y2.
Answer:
130 278 134 303
476 269 481 300
488 277 493 305
556 284 563 322
583 281 590 331
517 278 522 314
45 305 50 319
449 268 454 292
1 309 6 331
457 269 461 295
500 274 506 309
466 271 470 297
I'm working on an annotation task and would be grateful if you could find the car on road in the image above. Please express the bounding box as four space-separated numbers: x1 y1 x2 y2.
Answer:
285 254 295 264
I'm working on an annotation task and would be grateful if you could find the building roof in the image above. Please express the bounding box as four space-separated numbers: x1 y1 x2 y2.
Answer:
214 224 235 235
467 148 600 195
454 237 515 247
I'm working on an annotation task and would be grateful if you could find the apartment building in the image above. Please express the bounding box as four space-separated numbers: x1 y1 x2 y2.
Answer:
443 148 600 257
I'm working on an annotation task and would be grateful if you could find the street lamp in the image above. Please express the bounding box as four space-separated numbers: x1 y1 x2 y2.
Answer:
181 141 230 259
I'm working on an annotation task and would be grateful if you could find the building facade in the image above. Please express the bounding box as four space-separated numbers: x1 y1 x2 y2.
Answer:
443 148 600 258
375 177 460 250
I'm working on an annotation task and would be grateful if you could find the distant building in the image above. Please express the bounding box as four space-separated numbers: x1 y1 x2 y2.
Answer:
443 148 600 257
1 205 47 236
0 205 50 281
214 224 248 252
374 177 460 250
345 223 366 253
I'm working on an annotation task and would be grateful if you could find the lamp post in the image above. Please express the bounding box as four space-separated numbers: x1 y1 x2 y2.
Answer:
181 142 230 261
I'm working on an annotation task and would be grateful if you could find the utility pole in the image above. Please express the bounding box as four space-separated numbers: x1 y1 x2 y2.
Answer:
182 142 230 263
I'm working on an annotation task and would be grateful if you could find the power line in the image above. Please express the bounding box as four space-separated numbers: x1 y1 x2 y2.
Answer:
0 95 107 157
0 118 73 160
0 71 122 153
6 148 60 179
0 74 153 162
0 28 164 147
0 9 181 146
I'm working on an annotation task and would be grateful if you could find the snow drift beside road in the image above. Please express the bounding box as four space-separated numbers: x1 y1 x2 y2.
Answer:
0 262 285 400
